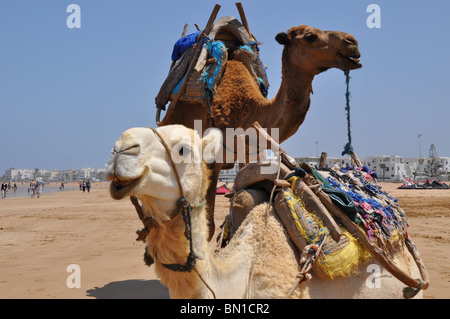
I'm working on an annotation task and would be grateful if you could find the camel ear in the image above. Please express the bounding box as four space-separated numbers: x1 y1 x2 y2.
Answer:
275 32 290 45
202 128 223 164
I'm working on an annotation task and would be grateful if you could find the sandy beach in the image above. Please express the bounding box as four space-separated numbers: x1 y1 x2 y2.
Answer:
0 182 448 299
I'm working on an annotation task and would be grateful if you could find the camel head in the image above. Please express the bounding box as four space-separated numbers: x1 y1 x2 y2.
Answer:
106 125 222 215
275 25 362 74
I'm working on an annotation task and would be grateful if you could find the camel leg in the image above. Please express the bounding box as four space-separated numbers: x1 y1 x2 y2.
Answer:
205 163 222 241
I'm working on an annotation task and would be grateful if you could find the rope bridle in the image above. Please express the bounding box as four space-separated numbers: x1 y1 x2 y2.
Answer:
130 127 216 298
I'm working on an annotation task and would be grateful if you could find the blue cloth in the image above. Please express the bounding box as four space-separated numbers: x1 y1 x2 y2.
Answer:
239 43 269 97
341 142 354 156
171 31 201 61
201 41 225 91
360 166 379 179
172 74 185 95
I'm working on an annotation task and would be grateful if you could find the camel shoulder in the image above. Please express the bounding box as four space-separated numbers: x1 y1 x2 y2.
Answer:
211 60 266 127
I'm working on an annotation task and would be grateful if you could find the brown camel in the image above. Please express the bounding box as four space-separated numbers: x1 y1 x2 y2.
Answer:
160 25 362 240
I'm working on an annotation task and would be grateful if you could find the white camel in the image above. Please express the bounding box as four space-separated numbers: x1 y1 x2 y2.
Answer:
106 125 423 299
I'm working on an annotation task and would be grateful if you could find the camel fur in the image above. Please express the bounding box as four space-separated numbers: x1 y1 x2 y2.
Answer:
106 125 423 299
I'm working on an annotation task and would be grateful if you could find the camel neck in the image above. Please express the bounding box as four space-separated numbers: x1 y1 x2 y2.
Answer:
147 198 255 298
146 202 210 298
256 50 315 142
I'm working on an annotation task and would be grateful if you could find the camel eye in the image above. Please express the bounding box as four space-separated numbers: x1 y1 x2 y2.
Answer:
304 33 317 43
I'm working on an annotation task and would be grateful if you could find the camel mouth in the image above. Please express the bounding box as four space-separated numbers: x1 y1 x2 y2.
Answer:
110 175 142 200
338 53 362 70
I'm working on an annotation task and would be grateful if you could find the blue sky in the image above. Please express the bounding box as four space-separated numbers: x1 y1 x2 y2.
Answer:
1 0 449 174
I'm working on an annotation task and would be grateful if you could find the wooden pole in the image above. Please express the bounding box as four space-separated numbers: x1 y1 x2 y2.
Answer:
169 23 190 72
319 152 327 169
235 2 251 37
157 21 196 126
181 23 189 37
249 121 342 241
165 4 221 116
350 151 362 167
250 121 298 170
291 179 342 241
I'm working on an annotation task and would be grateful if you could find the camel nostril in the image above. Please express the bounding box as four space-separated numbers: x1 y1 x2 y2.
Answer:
344 37 357 46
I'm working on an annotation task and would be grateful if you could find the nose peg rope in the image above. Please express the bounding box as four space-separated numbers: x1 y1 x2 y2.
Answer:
342 70 353 156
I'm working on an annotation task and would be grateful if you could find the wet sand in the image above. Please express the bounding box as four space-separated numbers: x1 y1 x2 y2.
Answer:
0 182 448 299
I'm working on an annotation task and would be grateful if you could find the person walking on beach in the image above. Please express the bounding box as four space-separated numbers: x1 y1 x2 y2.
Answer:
35 180 41 198
29 179 36 198
82 180 86 193
13 183 17 195
1 181 8 198
60 182 64 190
86 180 91 193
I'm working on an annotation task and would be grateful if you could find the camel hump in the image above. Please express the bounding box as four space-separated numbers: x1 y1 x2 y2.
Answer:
155 16 269 109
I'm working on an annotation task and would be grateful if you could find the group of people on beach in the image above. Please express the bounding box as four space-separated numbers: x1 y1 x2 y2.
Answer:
28 179 42 198
1 181 17 199
2 180 43 199
2 180 93 198
79 180 91 193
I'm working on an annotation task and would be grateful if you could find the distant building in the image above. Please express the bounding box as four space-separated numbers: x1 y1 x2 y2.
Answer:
77 167 97 181
2 155 449 183
437 157 450 173
5 168 34 181
293 155 446 182
403 157 422 180
38 169 52 181
2 167 104 182
50 169 65 181
362 155 406 181
218 162 239 182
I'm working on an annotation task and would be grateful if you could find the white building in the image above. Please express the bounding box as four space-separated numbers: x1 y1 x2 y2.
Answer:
218 162 239 182
5 168 34 181
295 155 408 182
404 156 450 181
362 156 406 181
77 167 97 181
403 157 422 179
50 170 65 181
437 157 450 173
